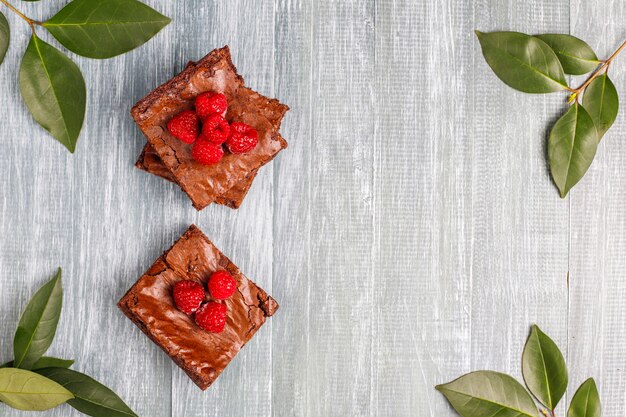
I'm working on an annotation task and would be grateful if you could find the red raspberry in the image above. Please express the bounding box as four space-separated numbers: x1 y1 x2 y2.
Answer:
195 92 228 120
195 302 227 333
167 110 199 144
208 270 237 300
172 280 205 315
226 122 258 154
202 114 231 145
192 139 224 165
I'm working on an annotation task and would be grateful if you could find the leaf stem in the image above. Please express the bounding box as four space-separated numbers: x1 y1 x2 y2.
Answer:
0 0 41 31
572 39 626 94
540 409 556 417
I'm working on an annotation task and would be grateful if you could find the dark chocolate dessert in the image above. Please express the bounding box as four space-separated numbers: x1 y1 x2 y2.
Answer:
118 225 278 390
131 46 289 210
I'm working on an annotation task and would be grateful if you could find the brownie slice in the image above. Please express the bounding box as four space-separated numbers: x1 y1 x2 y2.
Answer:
118 225 278 390
135 146 258 209
134 57 288 209
131 46 289 210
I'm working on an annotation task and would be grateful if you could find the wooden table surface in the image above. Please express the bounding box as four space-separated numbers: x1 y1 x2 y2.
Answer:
1 0 625 416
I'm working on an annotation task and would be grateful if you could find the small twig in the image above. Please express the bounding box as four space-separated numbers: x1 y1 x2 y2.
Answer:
0 0 41 29
572 39 626 94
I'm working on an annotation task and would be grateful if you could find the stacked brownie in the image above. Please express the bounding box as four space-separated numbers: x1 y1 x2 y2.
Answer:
131 46 289 209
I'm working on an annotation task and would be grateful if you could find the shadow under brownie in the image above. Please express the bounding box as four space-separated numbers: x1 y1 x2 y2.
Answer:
131 46 289 210
118 225 278 390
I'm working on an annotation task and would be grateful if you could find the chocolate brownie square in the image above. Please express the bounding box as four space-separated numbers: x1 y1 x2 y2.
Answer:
118 225 278 390
134 57 288 209
130 46 289 210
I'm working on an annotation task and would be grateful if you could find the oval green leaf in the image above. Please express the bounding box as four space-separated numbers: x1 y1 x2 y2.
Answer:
0 368 73 411
44 0 171 59
568 378 601 417
2 357 74 370
582 74 619 140
522 325 568 410
548 103 598 198
13 268 63 369
37 368 138 417
536 34 600 75
475 31 568 93
436 371 540 417
19 35 86 153
0 11 8 66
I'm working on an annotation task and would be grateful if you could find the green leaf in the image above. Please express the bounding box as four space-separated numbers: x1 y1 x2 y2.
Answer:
582 74 619 141
522 325 568 410
44 0 171 59
2 357 74 370
548 103 598 198
0 367 73 411
475 30 568 93
536 34 600 75
31 357 74 370
37 368 138 417
13 268 63 369
19 34 86 153
436 371 540 417
568 378 601 417
0 11 8 66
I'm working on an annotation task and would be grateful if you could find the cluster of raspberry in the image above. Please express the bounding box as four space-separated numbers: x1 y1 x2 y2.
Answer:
167 92 259 165
172 270 238 333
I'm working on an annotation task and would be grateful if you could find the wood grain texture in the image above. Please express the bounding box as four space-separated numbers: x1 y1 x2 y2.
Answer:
468 3 572 416
373 1 473 416
302 1 375 416
470 0 571 380
0 1 624 417
272 0 312 416
568 2 626 416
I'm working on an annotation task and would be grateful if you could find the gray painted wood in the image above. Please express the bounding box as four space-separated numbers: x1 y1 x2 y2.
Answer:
568 2 626 415
0 0 625 416
372 0 476 415
272 0 312 416
469 3 570 417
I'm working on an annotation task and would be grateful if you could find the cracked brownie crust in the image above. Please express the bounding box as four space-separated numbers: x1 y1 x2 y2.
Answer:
135 147 259 209
134 56 289 209
117 225 278 390
131 46 289 210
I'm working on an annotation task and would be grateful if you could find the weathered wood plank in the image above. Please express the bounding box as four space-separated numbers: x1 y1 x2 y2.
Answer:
568 2 626 414
271 0 313 416
373 0 474 415
301 1 375 416
470 1 570 415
